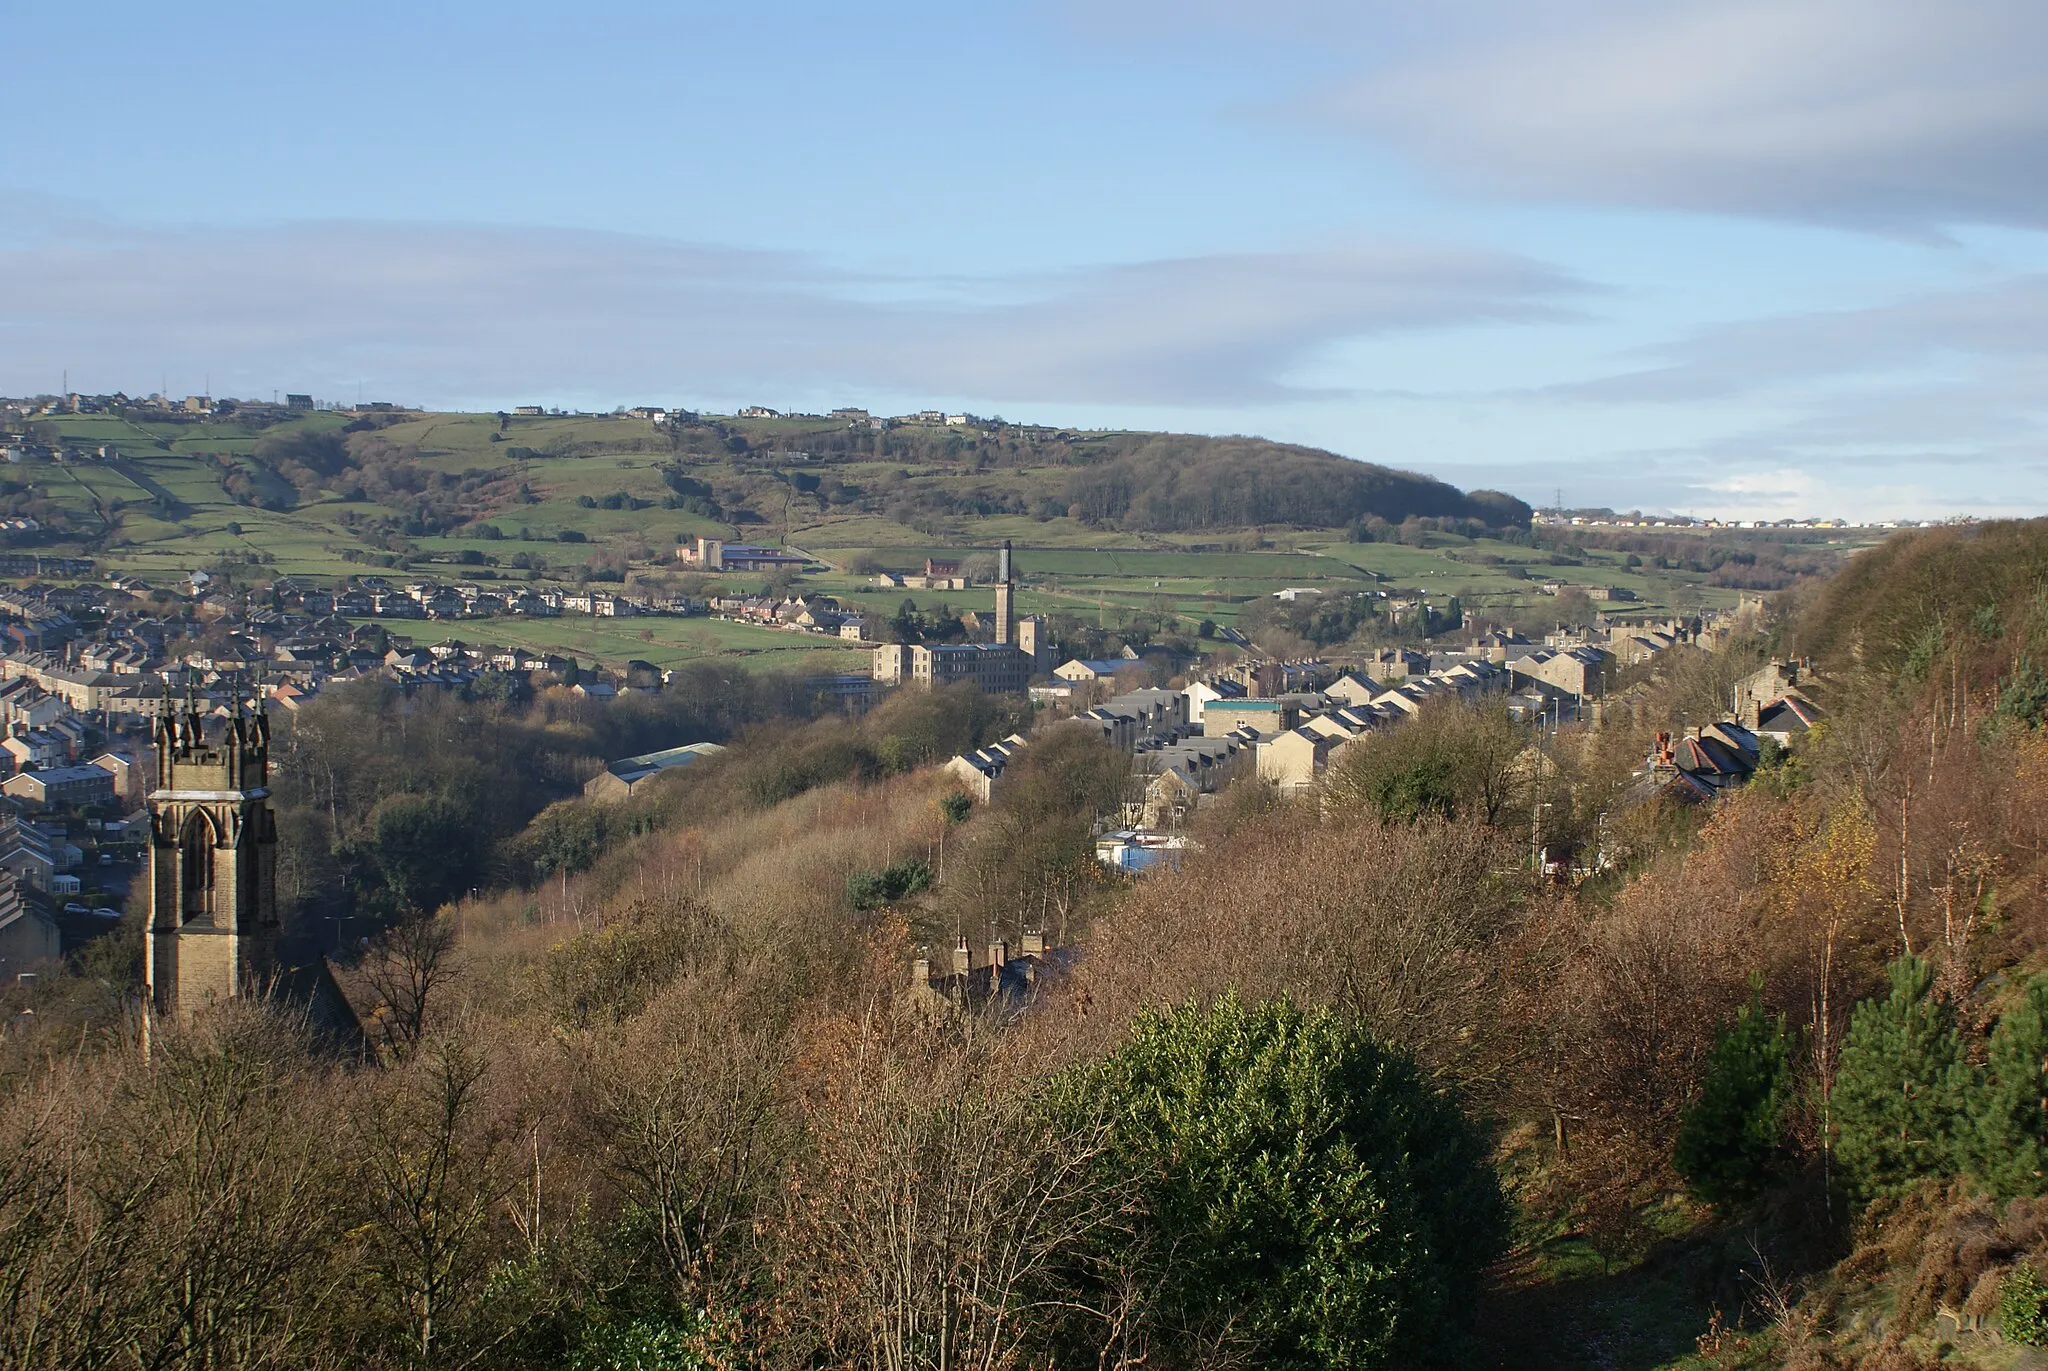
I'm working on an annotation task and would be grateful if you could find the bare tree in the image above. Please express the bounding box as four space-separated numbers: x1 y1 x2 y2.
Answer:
0 1004 360 1371
356 915 459 1056
567 973 794 1301
770 1003 1134 1371
1077 812 1518 1079
350 1033 521 1369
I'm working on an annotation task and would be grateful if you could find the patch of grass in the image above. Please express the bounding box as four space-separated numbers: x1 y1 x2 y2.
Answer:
353 614 868 674
1478 1234 1734 1371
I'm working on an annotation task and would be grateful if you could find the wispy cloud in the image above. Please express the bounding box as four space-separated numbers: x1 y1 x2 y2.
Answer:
1507 273 2048 516
1087 0 2048 232
0 210 1579 409
1557 275 2048 403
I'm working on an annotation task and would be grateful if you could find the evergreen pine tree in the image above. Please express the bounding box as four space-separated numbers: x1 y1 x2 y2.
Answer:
1833 955 1973 1204
1973 976 2048 1197
1674 988 1793 1208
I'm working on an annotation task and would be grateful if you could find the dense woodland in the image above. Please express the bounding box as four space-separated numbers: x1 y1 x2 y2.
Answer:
664 420 1533 534
6 520 2048 1369
1045 435 1529 532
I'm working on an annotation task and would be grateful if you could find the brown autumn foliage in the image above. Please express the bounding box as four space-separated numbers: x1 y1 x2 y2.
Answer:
0 1007 363 1370
3 521 2048 1367
1070 809 1518 1077
0 753 1166 1369
763 999 1132 1371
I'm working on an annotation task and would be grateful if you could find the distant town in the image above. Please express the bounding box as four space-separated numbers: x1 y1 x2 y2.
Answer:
0 513 1811 986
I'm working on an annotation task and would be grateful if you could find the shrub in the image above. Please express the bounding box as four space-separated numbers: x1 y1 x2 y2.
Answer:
845 858 933 911
1673 988 1793 1208
519 800 609 880
1054 995 1505 1370
2001 1264 2048 1346
565 1311 735 1370
1997 662 2048 728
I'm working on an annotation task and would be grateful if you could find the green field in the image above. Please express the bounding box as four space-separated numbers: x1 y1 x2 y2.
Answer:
358 615 869 676
3 407 1802 670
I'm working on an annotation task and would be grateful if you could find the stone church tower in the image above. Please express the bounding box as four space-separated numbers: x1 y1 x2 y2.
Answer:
145 689 279 1021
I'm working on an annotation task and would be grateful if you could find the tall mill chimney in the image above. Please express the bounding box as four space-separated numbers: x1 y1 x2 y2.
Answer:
993 540 1015 647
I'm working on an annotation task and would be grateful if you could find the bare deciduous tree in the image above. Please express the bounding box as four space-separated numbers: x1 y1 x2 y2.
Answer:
350 1032 523 1369
770 1003 1134 1371
356 914 460 1055
0 1004 361 1371
1077 811 1518 1078
567 973 794 1301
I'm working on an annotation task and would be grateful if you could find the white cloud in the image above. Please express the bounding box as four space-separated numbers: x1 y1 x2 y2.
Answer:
1094 0 2048 231
1511 274 2048 517
1559 275 2048 402
0 212 1579 410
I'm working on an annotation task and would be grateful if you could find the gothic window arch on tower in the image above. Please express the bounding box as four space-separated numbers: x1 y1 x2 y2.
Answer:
179 810 219 925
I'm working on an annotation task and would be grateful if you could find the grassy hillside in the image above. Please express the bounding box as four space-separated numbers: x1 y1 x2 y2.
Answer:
6 406 1846 667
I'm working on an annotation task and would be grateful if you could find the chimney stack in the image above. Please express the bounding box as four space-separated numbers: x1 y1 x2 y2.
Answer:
988 938 1008 969
952 937 972 977
994 583 1013 647
1021 929 1046 957
993 541 1015 647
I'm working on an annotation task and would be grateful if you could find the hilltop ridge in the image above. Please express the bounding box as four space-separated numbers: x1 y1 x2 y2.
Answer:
5 400 1529 550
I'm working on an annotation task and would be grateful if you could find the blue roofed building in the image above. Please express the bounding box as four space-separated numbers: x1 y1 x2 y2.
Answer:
582 741 727 802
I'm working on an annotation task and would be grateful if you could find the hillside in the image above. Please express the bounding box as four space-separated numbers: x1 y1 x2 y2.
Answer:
653 417 1532 533
18 406 1525 544
7 514 2047 1368
4 404 1853 670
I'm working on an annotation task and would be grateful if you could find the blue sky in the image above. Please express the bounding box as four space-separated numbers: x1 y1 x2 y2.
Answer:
5 0 2046 519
